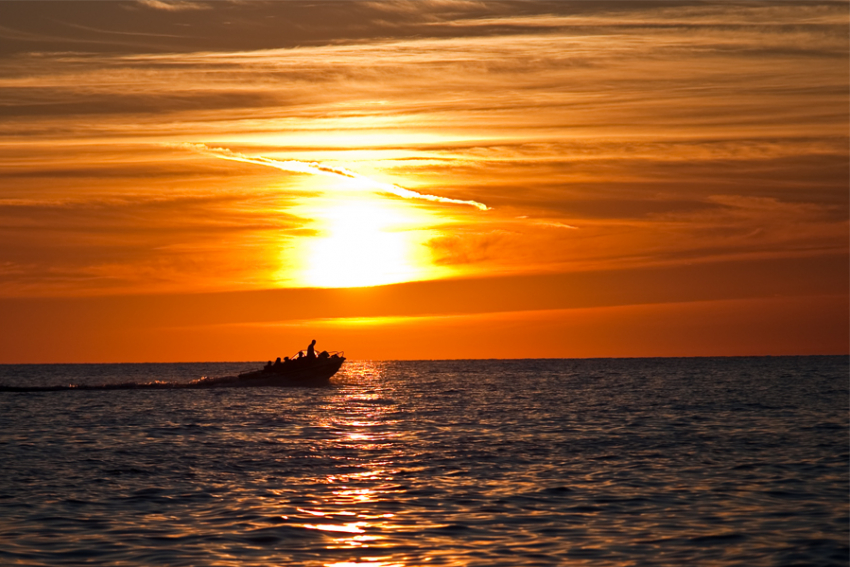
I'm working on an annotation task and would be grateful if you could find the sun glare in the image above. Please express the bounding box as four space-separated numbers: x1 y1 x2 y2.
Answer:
291 196 439 288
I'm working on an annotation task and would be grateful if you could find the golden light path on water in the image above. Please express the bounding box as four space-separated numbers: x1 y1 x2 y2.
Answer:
300 362 413 567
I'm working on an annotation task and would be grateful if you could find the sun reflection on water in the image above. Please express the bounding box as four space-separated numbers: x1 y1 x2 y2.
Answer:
289 362 414 565
326 561 406 567
304 522 367 534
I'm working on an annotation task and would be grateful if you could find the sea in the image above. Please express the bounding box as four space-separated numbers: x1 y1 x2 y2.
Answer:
0 357 846 567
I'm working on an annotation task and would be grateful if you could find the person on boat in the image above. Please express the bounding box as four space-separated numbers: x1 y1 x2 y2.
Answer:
307 339 317 360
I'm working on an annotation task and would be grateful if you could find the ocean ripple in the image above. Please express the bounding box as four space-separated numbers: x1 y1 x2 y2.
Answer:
0 357 847 566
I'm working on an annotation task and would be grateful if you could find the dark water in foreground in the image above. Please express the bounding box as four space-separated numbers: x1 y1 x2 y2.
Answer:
0 357 847 566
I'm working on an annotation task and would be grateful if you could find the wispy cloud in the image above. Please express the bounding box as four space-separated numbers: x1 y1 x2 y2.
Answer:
175 143 490 211
0 1 845 298
137 0 210 11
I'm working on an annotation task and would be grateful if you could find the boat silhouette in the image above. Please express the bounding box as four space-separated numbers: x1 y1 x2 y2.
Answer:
199 351 347 388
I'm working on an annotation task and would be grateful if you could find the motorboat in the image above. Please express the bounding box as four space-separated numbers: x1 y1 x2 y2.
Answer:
186 351 347 388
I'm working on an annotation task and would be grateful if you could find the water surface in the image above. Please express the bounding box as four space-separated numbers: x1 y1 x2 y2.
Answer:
0 357 847 566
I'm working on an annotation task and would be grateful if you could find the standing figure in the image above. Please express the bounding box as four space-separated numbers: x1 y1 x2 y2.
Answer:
307 339 317 360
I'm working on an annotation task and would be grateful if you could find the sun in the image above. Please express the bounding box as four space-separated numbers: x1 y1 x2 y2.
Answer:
291 195 439 288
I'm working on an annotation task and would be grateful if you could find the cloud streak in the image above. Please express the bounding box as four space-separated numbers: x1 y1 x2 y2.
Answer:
137 0 210 11
175 143 489 210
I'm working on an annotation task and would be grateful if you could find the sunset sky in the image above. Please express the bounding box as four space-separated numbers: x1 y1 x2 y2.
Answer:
1 1 847 362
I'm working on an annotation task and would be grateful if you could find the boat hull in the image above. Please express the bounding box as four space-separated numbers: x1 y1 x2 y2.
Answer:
197 357 346 388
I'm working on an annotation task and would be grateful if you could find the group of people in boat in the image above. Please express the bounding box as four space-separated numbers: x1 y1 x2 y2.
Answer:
262 340 338 373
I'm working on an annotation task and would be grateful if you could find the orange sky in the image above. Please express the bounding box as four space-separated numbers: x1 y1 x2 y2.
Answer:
0 1 847 362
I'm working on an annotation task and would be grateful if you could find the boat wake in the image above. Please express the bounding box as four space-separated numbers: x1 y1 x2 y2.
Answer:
0 375 239 392
0 354 346 392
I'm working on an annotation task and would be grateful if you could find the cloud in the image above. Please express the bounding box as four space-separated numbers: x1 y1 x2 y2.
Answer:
175 143 490 211
533 220 579 230
137 0 210 11
0 1 844 300
427 231 514 266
